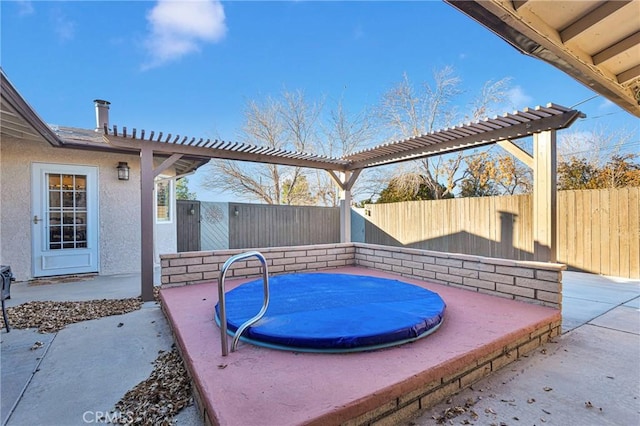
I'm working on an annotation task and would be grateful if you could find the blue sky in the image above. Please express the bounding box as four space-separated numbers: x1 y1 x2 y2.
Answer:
2 1 638 201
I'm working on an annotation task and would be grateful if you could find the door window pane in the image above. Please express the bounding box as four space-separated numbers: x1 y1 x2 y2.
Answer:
75 192 86 208
47 173 89 250
49 191 61 208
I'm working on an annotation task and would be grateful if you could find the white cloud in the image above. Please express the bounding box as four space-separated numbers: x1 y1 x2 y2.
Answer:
353 24 364 40
506 86 533 109
142 0 227 69
598 98 615 110
52 9 75 42
17 0 34 16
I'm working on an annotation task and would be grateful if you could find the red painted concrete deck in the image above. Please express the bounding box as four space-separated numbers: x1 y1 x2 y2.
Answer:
160 267 560 426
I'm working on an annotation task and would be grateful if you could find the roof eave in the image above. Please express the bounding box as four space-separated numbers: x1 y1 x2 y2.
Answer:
1 69 63 146
444 0 640 118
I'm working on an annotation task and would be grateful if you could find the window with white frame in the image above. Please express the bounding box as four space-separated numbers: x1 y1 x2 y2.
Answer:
155 178 173 222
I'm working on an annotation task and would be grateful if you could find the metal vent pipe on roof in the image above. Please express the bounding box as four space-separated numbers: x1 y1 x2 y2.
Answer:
94 99 110 132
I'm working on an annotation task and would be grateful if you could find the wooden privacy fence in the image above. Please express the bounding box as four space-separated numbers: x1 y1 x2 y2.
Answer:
363 187 640 279
178 201 340 251
557 188 639 279
228 203 340 249
364 195 534 261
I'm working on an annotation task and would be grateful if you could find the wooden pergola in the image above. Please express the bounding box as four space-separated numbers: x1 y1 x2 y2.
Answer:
102 103 584 300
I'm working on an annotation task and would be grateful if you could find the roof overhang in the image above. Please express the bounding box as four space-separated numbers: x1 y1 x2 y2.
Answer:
1 69 207 176
445 0 640 117
1 70 62 145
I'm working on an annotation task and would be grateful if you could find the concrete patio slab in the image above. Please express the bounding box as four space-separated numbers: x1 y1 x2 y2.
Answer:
561 271 640 332
590 304 640 335
3 303 173 426
562 271 640 304
624 296 640 309
1 329 55 425
560 298 616 332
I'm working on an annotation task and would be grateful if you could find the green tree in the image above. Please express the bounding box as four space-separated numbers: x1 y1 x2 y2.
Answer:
558 153 640 190
594 153 640 188
557 157 599 190
176 177 197 200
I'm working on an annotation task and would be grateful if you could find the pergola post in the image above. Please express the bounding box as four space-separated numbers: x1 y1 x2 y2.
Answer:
339 172 352 243
140 146 155 301
326 169 362 243
532 130 557 262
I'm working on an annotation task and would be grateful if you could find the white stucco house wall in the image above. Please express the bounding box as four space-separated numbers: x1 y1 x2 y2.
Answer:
0 70 206 282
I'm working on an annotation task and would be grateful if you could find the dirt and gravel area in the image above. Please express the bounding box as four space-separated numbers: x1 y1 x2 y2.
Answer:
1 293 194 425
111 347 193 426
1 298 143 333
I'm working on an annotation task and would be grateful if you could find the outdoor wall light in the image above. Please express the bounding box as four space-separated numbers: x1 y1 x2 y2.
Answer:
117 162 130 181
189 205 196 215
234 206 239 217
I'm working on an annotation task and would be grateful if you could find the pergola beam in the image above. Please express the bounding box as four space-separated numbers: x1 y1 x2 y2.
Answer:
346 110 581 170
326 168 362 191
497 139 533 168
104 135 349 172
154 153 184 178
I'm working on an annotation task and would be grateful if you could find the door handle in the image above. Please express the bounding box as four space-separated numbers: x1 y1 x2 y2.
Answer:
33 215 43 224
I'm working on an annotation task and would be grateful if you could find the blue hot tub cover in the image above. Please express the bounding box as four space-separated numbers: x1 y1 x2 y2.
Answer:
215 273 446 353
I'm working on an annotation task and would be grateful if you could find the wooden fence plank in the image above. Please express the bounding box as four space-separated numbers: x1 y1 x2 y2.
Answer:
629 188 640 278
582 191 592 273
618 188 630 278
575 191 584 269
557 192 567 266
600 190 611 276
590 190 601 274
609 190 620 276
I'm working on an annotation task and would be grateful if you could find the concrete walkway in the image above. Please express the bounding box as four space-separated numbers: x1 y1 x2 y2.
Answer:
408 271 640 425
1 273 201 426
1 271 638 426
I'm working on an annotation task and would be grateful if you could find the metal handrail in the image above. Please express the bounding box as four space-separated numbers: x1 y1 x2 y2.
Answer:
217 251 270 356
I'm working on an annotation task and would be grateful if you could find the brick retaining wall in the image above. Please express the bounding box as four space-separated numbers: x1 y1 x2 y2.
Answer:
161 242 564 309
160 243 354 287
352 243 565 309
342 318 562 426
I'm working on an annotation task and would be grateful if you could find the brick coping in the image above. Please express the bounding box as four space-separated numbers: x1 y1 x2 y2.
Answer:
161 242 566 272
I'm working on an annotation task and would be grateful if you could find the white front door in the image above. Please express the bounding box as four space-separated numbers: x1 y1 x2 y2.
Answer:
31 163 99 277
